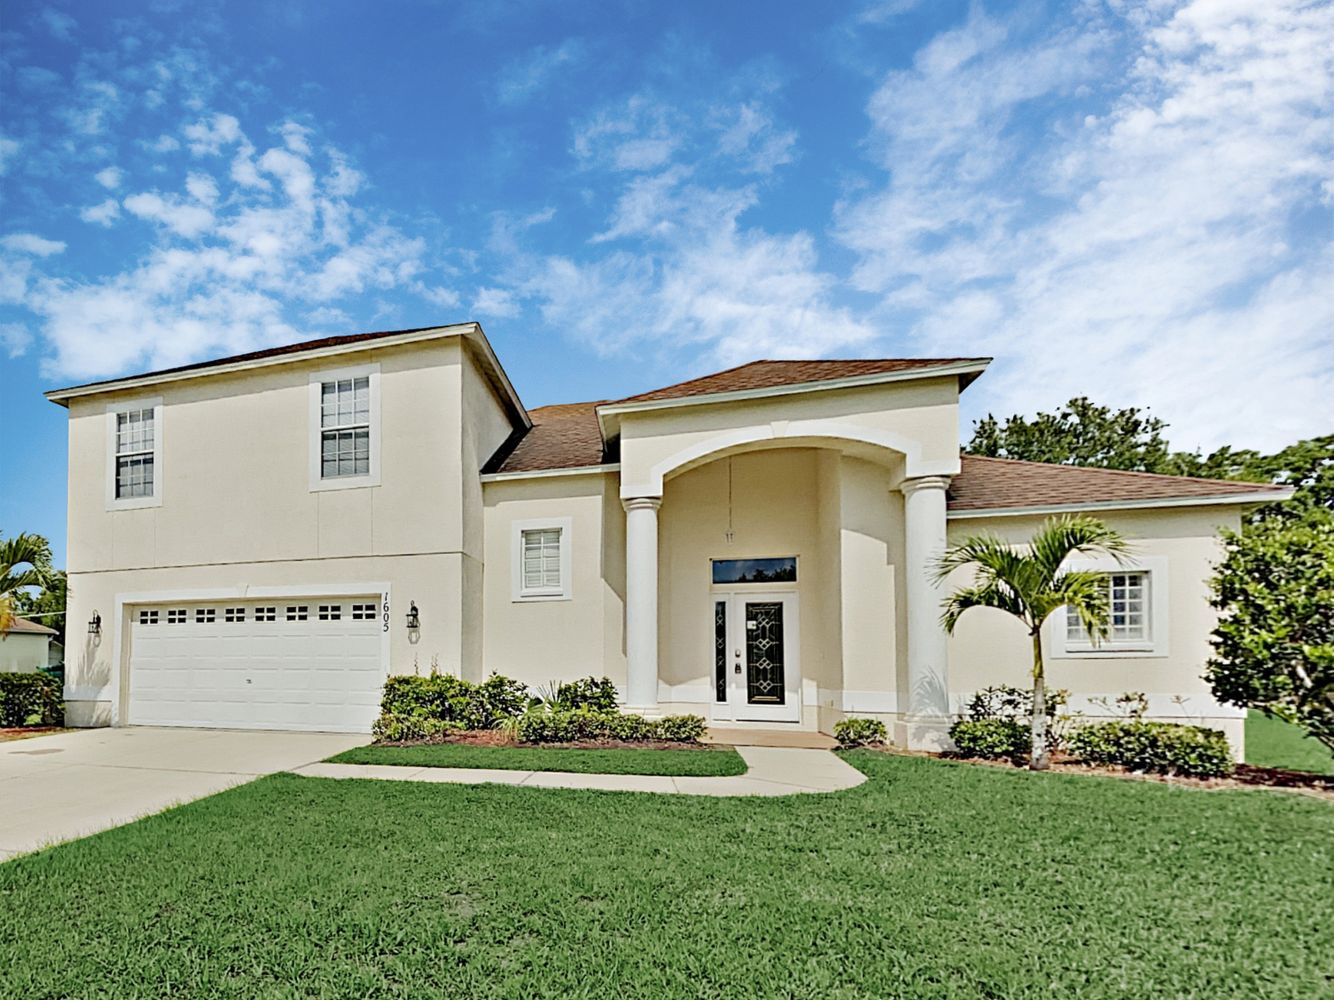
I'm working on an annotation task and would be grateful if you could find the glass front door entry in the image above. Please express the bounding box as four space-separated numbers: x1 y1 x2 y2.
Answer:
713 591 800 723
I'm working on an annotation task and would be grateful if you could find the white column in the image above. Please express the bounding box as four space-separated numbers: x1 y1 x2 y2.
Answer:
899 475 952 747
623 496 662 711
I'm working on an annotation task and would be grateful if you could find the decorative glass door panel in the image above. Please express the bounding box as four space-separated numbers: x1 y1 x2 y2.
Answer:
744 601 785 705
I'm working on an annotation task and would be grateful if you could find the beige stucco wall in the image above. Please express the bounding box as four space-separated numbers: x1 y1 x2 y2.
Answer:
942 505 1245 749
480 472 626 690
0 633 52 673
60 336 519 724
615 375 963 498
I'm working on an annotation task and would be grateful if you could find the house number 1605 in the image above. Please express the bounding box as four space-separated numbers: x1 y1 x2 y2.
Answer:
382 594 390 633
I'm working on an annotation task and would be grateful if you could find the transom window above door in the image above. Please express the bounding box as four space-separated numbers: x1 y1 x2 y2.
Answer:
711 557 797 585
309 364 380 491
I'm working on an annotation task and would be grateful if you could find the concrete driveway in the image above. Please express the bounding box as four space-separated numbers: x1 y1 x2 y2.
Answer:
0 727 367 860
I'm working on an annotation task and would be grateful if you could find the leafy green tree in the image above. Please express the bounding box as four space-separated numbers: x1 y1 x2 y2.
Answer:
0 531 53 634
936 514 1129 770
12 568 67 646
967 397 1177 472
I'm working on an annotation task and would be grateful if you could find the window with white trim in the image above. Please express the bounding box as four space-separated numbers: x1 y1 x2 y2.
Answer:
1065 571 1151 649
114 408 155 499
255 606 276 622
351 602 376 620
511 518 573 601
195 608 216 624
138 610 159 625
319 376 371 478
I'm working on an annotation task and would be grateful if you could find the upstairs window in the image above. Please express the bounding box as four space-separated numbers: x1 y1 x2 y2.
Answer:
106 398 162 510
310 365 379 491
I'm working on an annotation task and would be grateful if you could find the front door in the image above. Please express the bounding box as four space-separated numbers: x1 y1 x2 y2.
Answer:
715 592 800 723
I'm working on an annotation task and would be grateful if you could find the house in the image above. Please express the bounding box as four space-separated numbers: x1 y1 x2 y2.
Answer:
1 616 59 673
44 323 1289 753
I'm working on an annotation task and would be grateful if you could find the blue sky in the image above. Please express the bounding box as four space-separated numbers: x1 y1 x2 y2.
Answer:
2 0 1331 566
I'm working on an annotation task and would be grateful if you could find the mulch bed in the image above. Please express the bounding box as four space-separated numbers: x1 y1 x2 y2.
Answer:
852 744 1334 800
375 730 721 752
0 726 68 742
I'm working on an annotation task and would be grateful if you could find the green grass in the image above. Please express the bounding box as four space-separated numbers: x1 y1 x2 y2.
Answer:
326 742 747 776
1246 710 1334 775
2 753 1330 998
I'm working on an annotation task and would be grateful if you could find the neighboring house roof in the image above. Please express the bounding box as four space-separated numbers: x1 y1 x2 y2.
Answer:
3 616 57 636
947 455 1288 514
615 358 990 404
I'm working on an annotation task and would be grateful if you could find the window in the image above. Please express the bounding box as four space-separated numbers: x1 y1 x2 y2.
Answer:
166 609 187 624
106 398 162 510
224 607 246 623
318 604 342 621
711 557 798 585
351 603 376 620
255 607 276 622
1056 562 1169 658
511 518 573 601
195 608 216 624
286 605 308 621
138 610 159 625
309 365 379 491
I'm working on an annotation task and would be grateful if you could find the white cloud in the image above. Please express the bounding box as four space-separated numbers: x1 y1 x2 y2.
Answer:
79 198 121 226
837 0 1334 451
123 191 216 238
0 136 19 175
714 103 796 174
0 322 33 358
472 286 520 318
497 39 585 105
40 8 77 41
184 113 243 155
572 95 684 172
2 233 67 256
95 166 124 189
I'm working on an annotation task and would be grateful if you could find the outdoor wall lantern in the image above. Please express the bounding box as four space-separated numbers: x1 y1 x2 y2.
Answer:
88 610 102 636
405 601 420 631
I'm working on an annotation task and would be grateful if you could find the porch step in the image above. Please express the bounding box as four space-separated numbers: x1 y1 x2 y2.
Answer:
703 727 839 750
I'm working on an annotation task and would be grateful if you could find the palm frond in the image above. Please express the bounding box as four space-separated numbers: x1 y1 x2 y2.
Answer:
1030 514 1130 580
0 532 53 598
940 581 1029 634
1047 570 1111 643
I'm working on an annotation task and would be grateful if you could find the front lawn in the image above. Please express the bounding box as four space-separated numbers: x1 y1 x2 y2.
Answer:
327 742 747 776
1246 709 1334 775
2 753 1329 998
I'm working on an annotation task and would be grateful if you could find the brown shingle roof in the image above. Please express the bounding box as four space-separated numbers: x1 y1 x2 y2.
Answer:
3 616 58 636
488 401 612 473
948 455 1281 512
617 358 988 403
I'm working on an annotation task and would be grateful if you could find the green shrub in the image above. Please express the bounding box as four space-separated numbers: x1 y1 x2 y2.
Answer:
516 707 706 744
376 672 528 733
653 714 708 742
1067 721 1234 778
949 718 1031 760
833 717 888 747
0 671 63 727
371 715 464 743
551 676 619 712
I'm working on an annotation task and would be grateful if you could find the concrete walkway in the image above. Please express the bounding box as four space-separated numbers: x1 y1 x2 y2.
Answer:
292 745 866 796
0 727 365 860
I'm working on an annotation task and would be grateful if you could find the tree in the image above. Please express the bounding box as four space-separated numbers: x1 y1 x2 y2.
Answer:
0 531 54 634
1205 442 1334 756
967 397 1177 472
12 568 67 646
936 514 1129 770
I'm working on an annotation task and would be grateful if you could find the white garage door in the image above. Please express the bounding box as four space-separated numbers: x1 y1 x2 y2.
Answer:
128 598 384 732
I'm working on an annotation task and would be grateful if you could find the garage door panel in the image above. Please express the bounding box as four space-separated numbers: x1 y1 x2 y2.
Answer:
128 596 383 733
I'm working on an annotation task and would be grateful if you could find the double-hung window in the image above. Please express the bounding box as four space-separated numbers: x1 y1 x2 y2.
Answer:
512 518 572 601
1051 557 1168 658
106 398 162 510
309 364 380 490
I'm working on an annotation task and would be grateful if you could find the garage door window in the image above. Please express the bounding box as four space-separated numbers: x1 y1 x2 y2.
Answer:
195 609 216 624
225 607 246 623
138 610 158 625
287 606 308 621
352 603 376 620
319 604 342 620
167 609 187 624
255 606 276 622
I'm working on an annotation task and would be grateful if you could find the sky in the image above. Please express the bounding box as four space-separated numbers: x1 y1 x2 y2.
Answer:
1 0 1331 566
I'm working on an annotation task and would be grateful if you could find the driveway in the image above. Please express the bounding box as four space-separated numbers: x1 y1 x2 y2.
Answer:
0 727 367 860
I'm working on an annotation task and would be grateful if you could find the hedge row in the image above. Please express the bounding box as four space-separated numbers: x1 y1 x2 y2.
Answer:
0 672 63 727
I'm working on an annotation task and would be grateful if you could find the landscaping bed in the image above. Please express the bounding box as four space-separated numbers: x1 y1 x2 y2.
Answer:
328 741 747 776
1 751 1329 997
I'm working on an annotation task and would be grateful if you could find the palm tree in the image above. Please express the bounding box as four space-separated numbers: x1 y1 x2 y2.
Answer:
935 514 1129 770
0 531 53 634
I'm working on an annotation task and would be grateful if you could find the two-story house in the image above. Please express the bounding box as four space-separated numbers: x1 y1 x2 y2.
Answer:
47 322 1287 752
